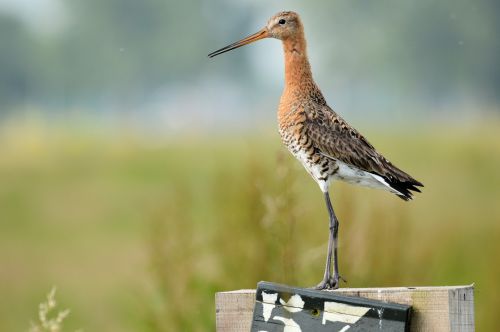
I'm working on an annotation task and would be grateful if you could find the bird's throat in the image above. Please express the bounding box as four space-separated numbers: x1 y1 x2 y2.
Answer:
282 36 314 93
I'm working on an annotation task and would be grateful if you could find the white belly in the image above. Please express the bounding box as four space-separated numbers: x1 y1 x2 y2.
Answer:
332 160 401 194
292 147 400 195
294 149 324 180
289 148 332 192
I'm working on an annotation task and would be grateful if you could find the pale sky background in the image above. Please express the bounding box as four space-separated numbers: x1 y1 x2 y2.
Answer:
0 0 498 134
0 0 67 34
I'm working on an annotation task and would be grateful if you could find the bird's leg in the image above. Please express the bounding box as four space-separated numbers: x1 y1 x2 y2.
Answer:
315 191 342 290
315 211 334 290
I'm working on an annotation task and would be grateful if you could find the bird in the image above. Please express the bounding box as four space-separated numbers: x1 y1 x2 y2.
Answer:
208 11 423 290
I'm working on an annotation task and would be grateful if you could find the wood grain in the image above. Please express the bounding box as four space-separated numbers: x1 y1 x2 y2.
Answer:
215 284 474 332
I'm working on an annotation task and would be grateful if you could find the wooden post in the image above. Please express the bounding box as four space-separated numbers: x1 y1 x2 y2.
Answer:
215 283 474 332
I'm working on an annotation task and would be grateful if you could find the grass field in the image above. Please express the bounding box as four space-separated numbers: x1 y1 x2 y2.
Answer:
0 120 499 331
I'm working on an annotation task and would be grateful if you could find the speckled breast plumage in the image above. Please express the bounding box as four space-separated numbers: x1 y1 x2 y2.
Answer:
278 104 339 191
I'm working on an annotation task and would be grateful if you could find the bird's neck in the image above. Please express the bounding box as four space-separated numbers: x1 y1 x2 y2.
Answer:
282 35 314 92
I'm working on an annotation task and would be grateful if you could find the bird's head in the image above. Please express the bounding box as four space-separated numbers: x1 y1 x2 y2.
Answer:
208 11 303 58
266 11 302 40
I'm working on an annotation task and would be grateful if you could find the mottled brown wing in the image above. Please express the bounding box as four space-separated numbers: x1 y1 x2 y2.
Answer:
304 105 423 198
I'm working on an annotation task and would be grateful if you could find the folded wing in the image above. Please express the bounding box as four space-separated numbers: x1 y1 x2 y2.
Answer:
304 105 423 200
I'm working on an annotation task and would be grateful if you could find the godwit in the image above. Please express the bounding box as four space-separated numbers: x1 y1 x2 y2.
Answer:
208 11 423 290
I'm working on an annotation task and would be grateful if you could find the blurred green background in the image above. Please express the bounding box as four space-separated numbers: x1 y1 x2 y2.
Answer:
0 0 499 331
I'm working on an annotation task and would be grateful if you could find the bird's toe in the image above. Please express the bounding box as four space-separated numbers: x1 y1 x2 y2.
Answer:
313 279 329 290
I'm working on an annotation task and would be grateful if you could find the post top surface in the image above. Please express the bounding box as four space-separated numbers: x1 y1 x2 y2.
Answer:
216 284 474 295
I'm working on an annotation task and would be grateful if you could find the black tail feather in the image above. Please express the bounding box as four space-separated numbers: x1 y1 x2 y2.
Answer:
385 177 424 201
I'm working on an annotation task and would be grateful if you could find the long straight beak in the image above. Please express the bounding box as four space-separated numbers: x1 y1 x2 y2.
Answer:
208 28 269 58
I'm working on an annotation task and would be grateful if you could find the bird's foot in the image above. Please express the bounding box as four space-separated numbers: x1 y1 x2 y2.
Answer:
314 278 338 290
313 274 345 290
314 279 335 290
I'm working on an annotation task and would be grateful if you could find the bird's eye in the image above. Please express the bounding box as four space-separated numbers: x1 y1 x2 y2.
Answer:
279 19 286 25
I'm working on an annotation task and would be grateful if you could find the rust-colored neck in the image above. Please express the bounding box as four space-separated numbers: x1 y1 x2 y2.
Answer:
282 33 313 93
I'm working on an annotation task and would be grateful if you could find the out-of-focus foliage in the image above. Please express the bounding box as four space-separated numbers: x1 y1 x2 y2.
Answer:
0 121 499 331
29 288 72 332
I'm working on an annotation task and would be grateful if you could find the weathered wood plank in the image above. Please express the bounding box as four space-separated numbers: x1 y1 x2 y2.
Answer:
215 283 474 332
250 281 411 331
216 289 256 332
